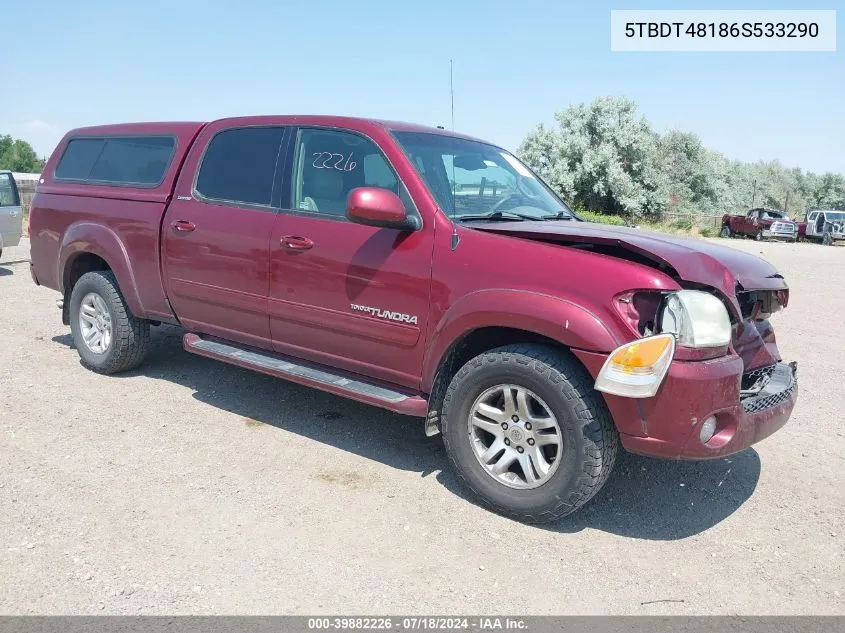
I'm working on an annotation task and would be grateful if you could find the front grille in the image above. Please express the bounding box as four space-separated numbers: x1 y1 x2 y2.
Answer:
740 362 797 413
741 364 777 390
771 221 796 233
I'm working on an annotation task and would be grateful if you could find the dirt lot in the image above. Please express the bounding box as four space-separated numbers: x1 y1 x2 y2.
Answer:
0 238 842 615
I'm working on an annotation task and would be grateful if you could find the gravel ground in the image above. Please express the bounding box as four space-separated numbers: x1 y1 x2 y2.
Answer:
0 237 842 615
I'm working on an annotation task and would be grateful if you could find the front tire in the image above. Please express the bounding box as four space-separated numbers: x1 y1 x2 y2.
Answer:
69 270 150 374
441 344 618 523
755 229 764 241
720 225 732 238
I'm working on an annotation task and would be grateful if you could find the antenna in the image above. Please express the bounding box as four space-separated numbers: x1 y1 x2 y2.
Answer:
450 58 455 131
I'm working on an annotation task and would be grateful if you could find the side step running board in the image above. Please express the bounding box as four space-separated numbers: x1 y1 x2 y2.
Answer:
183 333 428 417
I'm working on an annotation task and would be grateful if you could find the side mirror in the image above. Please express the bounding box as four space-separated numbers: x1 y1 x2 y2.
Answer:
346 187 420 231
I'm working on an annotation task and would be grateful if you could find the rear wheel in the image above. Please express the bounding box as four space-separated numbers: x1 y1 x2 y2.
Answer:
69 270 150 374
441 344 618 523
719 225 732 238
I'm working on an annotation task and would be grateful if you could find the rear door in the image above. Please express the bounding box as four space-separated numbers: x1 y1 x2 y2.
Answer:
162 124 287 350
267 126 434 388
0 172 23 250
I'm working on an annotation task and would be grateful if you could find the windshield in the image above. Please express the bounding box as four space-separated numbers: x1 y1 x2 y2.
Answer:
392 131 572 220
762 211 788 220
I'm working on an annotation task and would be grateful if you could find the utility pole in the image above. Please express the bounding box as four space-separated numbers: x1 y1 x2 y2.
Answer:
450 59 455 131
751 179 757 208
784 190 790 214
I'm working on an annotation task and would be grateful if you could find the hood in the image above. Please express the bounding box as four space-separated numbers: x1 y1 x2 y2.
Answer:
465 220 788 308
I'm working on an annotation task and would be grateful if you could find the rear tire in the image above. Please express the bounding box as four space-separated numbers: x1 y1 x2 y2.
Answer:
441 344 618 523
69 270 150 374
719 225 732 238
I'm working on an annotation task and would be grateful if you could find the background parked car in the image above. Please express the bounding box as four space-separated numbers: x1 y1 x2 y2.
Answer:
720 207 798 242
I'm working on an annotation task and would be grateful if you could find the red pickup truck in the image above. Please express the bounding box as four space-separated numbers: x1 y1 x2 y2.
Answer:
720 208 798 241
29 116 798 523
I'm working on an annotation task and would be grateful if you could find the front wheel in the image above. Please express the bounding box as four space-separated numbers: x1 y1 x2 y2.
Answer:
755 229 764 241
719 225 732 238
69 270 150 374
441 344 618 523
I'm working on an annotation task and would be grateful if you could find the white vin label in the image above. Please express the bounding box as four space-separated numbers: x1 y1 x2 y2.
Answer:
611 10 836 52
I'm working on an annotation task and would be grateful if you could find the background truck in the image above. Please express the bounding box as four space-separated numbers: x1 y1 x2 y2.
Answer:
720 207 798 241
797 209 845 245
29 116 798 523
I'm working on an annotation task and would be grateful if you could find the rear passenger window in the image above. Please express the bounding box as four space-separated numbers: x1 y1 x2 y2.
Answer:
195 127 284 206
55 136 175 185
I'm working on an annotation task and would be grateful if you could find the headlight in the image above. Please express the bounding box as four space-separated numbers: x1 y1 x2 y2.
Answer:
660 290 731 348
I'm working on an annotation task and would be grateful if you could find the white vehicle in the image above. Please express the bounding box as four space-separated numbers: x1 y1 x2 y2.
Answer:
0 170 24 259
802 209 845 246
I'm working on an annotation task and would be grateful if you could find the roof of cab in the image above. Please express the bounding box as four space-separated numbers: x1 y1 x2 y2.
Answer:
63 116 491 145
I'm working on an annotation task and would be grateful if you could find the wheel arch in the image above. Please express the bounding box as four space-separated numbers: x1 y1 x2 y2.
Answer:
58 222 144 323
420 290 622 434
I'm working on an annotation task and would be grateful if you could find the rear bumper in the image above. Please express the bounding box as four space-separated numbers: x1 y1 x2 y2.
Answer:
573 349 797 460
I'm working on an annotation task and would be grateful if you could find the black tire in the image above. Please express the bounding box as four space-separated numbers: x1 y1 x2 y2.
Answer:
755 229 764 241
719 225 732 238
441 344 618 523
69 270 150 374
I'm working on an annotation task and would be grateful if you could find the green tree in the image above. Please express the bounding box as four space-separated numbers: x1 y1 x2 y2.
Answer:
519 97 845 220
0 135 45 173
658 131 721 214
519 97 665 218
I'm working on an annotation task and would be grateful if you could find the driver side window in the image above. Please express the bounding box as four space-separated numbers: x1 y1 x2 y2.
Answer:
290 128 413 219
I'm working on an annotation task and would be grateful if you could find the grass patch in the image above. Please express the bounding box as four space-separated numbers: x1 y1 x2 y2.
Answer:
575 209 629 226
574 209 720 239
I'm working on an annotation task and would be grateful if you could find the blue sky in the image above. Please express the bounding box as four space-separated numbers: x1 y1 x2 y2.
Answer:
4 0 843 173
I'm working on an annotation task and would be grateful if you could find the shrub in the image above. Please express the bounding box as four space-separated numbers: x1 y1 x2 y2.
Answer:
575 209 628 226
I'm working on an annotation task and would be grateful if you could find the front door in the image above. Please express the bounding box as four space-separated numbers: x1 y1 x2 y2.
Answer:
268 127 434 389
162 124 287 350
0 173 22 251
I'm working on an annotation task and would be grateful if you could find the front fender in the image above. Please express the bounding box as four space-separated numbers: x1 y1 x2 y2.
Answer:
58 222 144 317
421 289 622 392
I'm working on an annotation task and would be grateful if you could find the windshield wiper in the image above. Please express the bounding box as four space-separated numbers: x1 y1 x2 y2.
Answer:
455 211 539 222
539 211 573 221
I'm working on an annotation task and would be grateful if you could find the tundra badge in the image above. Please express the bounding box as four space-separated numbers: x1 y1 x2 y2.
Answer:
350 304 418 325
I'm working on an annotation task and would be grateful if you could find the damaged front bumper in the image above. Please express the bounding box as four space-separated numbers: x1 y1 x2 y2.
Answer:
573 350 798 460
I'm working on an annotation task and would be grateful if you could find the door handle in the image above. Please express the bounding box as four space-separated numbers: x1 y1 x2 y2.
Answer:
9 209 19 217
172 220 196 233
280 235 314 251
